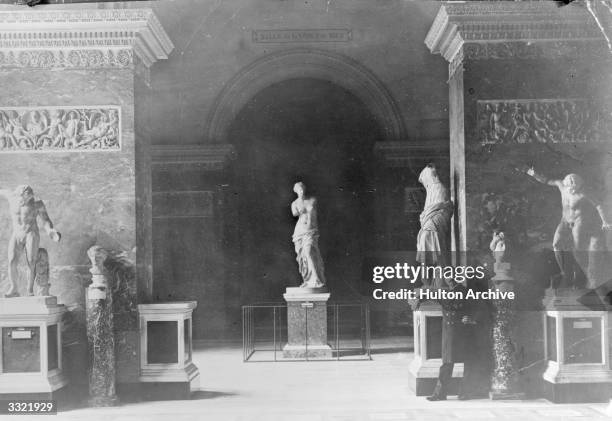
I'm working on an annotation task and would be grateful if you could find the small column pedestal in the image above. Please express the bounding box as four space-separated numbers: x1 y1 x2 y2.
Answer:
489 262 524 400
542 288 612 403
86 246 118 407
138 302 199 400
283 287 332 359
0 296 67 398
409 298 463 396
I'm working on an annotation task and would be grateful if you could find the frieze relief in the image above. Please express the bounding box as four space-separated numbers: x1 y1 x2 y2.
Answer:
0 106 121 152
477 99 611 145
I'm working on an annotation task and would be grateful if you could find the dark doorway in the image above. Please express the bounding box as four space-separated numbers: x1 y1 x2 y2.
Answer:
226 78 384 307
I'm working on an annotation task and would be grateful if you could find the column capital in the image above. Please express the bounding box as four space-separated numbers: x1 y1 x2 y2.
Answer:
0 6 173 69
425 1 608 78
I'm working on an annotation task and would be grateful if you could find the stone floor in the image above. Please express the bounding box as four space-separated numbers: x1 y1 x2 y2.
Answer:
48 338 610 421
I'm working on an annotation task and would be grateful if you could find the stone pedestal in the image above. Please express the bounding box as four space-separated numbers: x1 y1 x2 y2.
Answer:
409 300 463 396
489 262 524 400
283 287 332 359
0 296 67 398
85 247 118 407
542 288 612 403
138 302 199 400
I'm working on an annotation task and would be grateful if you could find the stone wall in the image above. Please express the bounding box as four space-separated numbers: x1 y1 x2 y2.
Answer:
0 67 140 384
148 0 451 339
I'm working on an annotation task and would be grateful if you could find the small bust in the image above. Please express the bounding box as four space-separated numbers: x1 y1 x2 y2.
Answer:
87 246 108 276
490 231 506 264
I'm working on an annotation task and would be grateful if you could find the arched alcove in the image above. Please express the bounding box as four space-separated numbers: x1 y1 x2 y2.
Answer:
224 77 384 304
207 48 405 143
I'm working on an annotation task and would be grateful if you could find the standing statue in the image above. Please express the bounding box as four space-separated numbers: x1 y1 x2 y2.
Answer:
416 164 453 283
291 182 326 288
490 231 506 265
0 185 61 297
523 167 611 288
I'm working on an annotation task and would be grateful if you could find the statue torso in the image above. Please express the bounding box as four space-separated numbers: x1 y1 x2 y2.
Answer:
561 189 594 223
293 197 318 236
10 198 39 234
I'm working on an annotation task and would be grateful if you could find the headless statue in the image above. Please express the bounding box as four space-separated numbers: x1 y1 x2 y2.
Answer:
416 164 453 288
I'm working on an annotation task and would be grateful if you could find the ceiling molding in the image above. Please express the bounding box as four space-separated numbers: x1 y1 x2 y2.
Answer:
0 7 173 69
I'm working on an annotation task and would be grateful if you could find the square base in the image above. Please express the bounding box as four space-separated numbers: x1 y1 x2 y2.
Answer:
140 381 197 401
282 344 333 359
543 381 612 403
489 391 526 400
0 385 69 402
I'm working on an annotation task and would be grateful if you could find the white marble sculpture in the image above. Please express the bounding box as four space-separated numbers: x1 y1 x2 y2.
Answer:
0 185 61 297
291 182 326 288
524 167 612 288
416 164 453 271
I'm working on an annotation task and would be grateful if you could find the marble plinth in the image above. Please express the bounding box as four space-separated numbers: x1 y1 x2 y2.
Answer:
283 288 332 359
86 286 118 407
409 299 463 396
542 288 612 403
489 268 525 400
0 296 67 397
138 302 199 400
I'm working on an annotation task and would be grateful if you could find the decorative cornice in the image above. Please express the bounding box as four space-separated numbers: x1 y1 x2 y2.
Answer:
152 144 236 170
373 140 449 168
0 7 173 69
425 1 607 78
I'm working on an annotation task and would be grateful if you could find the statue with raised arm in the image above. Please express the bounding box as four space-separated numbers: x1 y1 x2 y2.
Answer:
0 185 61 297
522 167 611 288
291 182 326 289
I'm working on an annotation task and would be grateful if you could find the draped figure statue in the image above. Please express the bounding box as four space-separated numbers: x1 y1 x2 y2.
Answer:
291 182 326 288
416 164 453 283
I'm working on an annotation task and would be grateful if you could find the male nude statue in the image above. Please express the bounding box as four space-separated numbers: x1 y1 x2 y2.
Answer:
0 185 61 297
523 167 611 287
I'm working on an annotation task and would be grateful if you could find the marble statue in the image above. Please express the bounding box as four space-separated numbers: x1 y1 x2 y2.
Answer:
291 182 326 288
0 185 61 297
490 231 506 265
416 164 453 274
524 167 612 288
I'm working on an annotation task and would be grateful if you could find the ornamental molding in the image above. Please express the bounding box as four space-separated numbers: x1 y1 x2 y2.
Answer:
152 144 236 170
0 7 173 68
373 140 449 168
425 1 606 77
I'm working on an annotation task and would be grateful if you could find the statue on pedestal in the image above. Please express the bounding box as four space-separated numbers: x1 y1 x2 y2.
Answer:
522 167 611 288
0 185 61 297
416 163 453 287
487 231 523 399
291 182 326 289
